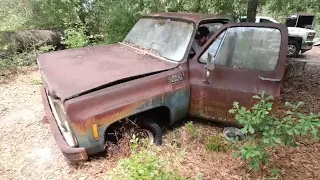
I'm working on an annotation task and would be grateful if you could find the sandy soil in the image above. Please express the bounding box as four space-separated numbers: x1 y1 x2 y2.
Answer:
0 47 319 180
0 71 120 180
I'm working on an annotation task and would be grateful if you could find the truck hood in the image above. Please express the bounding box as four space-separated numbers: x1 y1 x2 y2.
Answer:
288 27 315 34
287 27 316 41
37 44 178 101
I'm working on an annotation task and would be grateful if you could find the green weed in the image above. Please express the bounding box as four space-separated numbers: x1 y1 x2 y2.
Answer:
205 135 230 152
61 22 89 49
30 77 43 85
109 135 189 180
185 121 199 138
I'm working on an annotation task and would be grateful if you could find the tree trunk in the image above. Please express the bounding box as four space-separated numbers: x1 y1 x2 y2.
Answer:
78 0 88 25
246 0 259 22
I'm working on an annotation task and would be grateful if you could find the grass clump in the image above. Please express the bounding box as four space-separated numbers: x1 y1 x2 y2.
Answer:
185 121 199 138
109 135 190 180
109 149 185 180
205 135 230 152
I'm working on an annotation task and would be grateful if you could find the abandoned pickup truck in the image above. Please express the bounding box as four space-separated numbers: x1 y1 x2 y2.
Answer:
38 12 288 162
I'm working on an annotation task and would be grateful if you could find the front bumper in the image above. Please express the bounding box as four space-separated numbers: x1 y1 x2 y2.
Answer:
301 41 314 51
41 86 88 162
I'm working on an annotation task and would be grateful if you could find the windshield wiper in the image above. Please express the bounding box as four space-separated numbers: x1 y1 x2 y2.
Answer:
122 42 162 56
119 42 170 62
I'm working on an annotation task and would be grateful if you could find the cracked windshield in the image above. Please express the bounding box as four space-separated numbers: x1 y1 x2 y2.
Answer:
123 18 194 61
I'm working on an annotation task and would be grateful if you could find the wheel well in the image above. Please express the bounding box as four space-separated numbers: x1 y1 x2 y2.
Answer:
131 106 171 126
104 106 171 143
289 36 303 45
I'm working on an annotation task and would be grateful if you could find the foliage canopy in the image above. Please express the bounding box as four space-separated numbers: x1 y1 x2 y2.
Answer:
1 0 319 44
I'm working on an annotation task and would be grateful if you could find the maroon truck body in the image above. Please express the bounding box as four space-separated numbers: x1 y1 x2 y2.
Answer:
38 12 288 162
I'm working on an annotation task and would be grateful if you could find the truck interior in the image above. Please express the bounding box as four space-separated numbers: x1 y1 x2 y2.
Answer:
188 19 230 59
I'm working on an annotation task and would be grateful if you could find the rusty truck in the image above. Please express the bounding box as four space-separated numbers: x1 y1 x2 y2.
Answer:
38 12 288 162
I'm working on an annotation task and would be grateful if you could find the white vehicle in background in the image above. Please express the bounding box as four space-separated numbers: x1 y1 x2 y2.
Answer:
240 13 316 58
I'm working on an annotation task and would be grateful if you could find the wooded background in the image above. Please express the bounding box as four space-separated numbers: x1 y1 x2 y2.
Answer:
0 0 319 46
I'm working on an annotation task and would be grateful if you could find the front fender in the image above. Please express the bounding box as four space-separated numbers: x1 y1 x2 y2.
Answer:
64 64 190 154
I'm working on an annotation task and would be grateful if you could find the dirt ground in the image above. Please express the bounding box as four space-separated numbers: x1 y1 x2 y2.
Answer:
0 47 320 180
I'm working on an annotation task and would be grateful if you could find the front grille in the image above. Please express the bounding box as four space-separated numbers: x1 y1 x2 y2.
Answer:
307 32 315 41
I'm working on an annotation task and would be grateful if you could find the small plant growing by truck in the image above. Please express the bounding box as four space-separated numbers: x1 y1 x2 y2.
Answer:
229 91 320 175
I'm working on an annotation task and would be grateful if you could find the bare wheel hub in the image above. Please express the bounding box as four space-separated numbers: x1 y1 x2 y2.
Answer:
133 129 154 144
287 44 297 55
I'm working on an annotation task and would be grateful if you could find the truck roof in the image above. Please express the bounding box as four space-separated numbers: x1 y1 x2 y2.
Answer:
145 12 233 24
292 13 314 16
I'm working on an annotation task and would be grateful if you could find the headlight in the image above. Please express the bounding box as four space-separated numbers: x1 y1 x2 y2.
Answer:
47 94 78 147
307 32 315 41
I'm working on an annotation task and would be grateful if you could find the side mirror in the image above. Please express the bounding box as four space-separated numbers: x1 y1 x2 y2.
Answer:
203 53 215 84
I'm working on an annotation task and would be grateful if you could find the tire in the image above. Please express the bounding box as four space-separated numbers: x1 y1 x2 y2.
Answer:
135 119 162 145
287 40 301 58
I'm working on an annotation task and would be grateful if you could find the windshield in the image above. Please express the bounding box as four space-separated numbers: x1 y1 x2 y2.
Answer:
286 15 315 29
123 18 194 61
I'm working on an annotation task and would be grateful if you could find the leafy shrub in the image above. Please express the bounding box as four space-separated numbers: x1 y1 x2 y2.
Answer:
109 135 188 180
205 135 230 152
109 150 185 180
0 52 37 83
229 91 320 173
24 0 80 30
0 52 37 68
38 45 55 53
61 22 89 49
233 143 270 171
0 42 55 83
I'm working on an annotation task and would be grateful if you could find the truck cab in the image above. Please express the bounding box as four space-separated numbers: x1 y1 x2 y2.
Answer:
38 12 288 162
